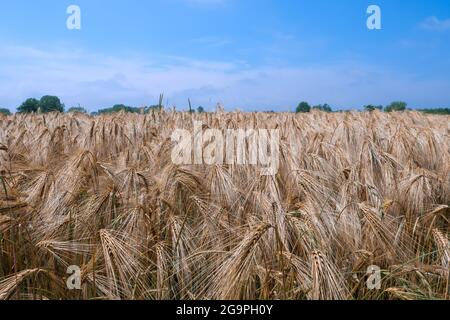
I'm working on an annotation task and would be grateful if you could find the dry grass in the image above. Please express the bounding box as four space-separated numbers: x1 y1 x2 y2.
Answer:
0 110 448 300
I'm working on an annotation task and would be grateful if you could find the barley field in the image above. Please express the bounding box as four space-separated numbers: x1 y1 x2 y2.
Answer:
0 110 449 300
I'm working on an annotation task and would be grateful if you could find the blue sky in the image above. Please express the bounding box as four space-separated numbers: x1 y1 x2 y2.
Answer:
1 0 450 111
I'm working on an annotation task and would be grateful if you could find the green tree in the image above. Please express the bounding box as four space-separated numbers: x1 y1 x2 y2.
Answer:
296 102 311 113
312 104 332 112
364 105 383 112
418 108 450 115
39 96 64 113
197 106 205 113
68 106 87 114
385 101 407 112
0 108 11 116
18 98 40 113
98 104 140 114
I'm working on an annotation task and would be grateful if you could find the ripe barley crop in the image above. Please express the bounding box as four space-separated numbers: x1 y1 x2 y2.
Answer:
0 110 448 300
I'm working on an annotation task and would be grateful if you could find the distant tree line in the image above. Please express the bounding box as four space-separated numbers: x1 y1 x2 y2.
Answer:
295 102 333 113
417 108 450 115
295 101 450 115
0 108 11 116
97 104 144 114
16 96 65 113
1 100 206 116
1 96 449 115
295 101 410 113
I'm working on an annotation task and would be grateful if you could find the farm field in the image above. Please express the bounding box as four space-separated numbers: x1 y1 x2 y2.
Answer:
0 111 449 300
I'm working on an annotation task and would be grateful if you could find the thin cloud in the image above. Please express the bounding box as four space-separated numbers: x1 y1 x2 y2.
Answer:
420 16 450 31
1 44 450 112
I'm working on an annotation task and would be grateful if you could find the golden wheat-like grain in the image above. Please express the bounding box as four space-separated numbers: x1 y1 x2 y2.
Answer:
0 110 448 300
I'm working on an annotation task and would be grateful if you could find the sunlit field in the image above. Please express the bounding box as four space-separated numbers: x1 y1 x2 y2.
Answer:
0 110 449 300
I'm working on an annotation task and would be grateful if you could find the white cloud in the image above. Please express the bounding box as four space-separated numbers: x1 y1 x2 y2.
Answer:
0 43 450 112
420 16 450 31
